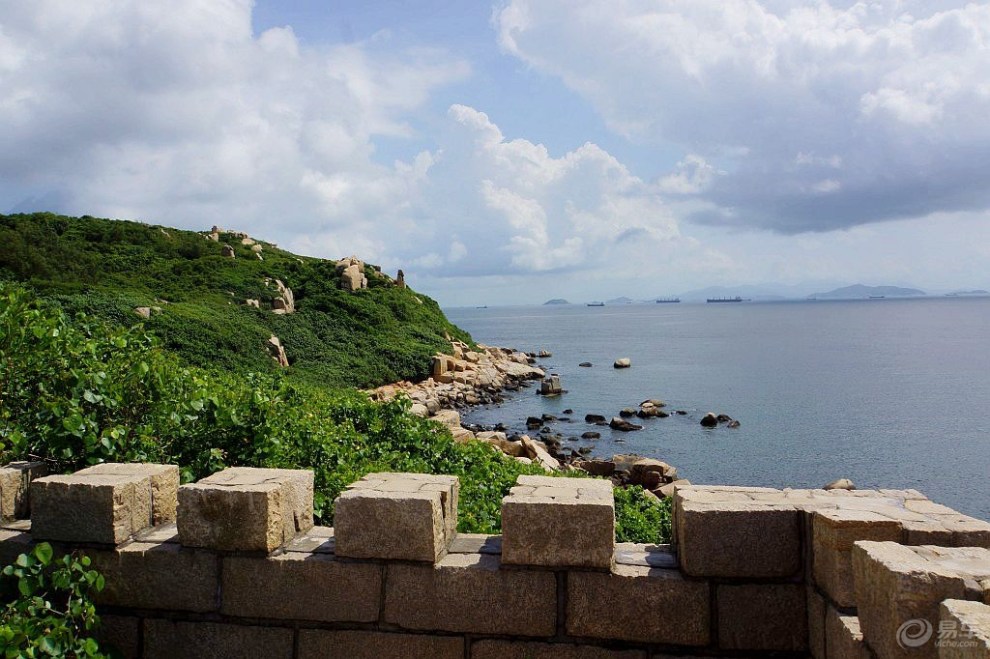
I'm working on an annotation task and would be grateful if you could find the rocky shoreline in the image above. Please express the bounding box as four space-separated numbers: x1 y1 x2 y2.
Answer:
367 339 695 499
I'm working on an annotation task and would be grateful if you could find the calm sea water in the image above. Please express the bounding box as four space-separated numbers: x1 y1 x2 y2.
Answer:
445 298 990 520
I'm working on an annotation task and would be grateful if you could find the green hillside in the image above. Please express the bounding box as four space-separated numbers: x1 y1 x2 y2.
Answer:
0 213 470 388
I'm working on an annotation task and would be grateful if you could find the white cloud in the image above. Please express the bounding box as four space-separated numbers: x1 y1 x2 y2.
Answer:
0 0 468 254
494 0 990 233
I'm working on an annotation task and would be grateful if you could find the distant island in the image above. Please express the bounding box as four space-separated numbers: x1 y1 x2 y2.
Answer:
543 298 570 305
606 296 634 305
810 284 925 300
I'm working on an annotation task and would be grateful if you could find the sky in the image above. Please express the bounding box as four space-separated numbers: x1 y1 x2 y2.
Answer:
1 0 989 306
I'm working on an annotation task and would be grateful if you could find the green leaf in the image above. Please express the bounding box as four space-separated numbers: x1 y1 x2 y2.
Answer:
33 543 53 565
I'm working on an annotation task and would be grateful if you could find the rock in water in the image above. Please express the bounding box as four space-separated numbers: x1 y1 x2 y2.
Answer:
824 478 855 491
613 357 632 369
585 414 607 424
539 375 563 396
579 362 593 367
700 412 718 428
610 417 643 432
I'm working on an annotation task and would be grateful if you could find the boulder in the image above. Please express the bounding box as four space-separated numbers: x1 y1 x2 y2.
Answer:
613 357 632 369
396 269 406 289
520 436 560 471
537 350 552 358
251 244 263 253
640 399 666 408
585 414 607 424
629 458 677 489
539 375 563 396
266 335 289 367
432 409 461 427
618 407 637 418
245 299 261 308
336 256 368 291
526 416 544 429
700 412 718 428
656 479 692 499
609 417 643 432
221 244 235 258
449 426 475 444
726 419 741 428
823 478 855 491
581 431 601 440
134 306 152 319
575 460 615 477
716 413 733 423
270 279 295 314
409 403 429 418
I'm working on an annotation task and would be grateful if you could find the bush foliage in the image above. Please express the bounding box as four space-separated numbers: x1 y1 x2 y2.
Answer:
0 543 108 657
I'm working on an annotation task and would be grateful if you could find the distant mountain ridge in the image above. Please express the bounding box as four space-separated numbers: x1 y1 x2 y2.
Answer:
810 284 926 299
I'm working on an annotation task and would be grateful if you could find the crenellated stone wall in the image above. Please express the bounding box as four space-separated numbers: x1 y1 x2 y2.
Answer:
1 460 989 659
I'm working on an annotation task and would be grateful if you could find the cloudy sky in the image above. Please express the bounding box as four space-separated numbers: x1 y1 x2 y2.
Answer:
2 0 989 305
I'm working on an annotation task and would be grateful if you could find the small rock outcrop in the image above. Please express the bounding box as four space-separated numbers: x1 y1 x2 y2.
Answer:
270 279 295 315
245 299 261 308
700 412 719 428
585 414 607 424
336 256 368 292
824 478 855 491
610 417 643 432
396 269 406 289
613 357 631 369
539 375 563 396
133 307 152 319
266 335 289 367
221 244 235 258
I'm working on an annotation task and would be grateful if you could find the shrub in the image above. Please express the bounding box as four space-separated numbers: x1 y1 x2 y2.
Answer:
0 543 108 658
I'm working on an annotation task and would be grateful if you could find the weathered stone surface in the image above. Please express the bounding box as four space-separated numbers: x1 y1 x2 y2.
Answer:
853 541 990 659
89 541 218 612
502 475 614 569
566 564 710 646
826 608 870 659
97 615 140 659
717 583 807 652
0 461 45 520
384 552 556 636
177 467 313 553
298 630 463 659
939 600 990 659
813 508 903 607
143 620 293 659
809 586 827 659
675 487 801 578
471 640 645 659
76 463 179 525
31 472 151 544
222 552 381 622
334 473 458 562
0 528 33 568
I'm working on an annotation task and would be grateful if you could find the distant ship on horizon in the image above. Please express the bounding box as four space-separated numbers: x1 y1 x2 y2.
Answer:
587 301 605 307
656 297 681 303
707 296 743 303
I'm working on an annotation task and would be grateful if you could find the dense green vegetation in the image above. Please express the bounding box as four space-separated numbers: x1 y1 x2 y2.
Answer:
1 543 108 657
0 213 470 388
0 212 672 543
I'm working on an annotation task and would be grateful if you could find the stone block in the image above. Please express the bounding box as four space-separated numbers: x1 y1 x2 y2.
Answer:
939 600 990 659
853 541 990 659
566 564 710 646
0 528 33 568
178 467 313 553
501 475 614 569
826 608 870 659
31 471 152 544
384 552 556 636
716 583 807 652
89 541 218 612
334 472 458 562
96 615 140 659
471 640 646 659
0 461 46 520
222 551 381 622
298 630 463 659
143 620 293 659
809 586 827 659
76 463 179 525
674 487 801 578
813 508 903 607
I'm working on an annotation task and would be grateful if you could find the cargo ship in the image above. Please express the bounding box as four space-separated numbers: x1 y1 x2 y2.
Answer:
656 297 681 303
706 296 743 303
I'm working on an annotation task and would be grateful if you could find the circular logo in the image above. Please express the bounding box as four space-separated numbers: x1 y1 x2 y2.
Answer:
897 619 933 648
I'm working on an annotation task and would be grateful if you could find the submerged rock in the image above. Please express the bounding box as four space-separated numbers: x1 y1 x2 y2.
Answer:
610 417 643 432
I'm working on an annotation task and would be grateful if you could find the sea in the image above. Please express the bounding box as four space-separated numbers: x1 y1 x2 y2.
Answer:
444 297 990 521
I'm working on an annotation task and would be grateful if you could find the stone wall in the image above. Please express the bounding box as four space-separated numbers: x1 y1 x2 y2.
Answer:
1 460 989 659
